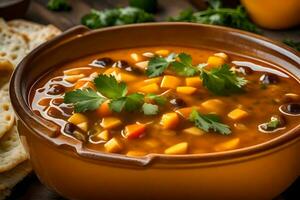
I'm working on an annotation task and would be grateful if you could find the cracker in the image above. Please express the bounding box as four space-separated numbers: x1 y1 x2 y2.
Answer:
0 83 15 139
8 19 61 51
0 161 31 190
0 127 27 173
0 20 28 67
0 58 14 88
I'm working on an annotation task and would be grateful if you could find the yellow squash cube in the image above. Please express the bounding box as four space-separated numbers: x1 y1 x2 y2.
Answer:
160 112 179 129
183 127 205 136
214 138 240 152
160 75 182 89
185 77 202 87
104 137 123 153
68 113 88 125
201 99 224 114
228 108 249 120
155 49 170 56
176 86 197 95
139 83 160 94
164 142 188 155
100 117 122 129
207 56 226 66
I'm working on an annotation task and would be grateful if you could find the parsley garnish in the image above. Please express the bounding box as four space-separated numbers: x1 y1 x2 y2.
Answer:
169 0 260 33
283 39 300 51
199 64 247 95
170 53 197 76
142 103 159 115
64 88 105 113
146 94 167 106
189 109 231 135
81 7 154 29
146 53 176 77
47 0 71 11
94 75 127 99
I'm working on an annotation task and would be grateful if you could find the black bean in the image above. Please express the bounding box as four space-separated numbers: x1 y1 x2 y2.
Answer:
47 84 65 95
95 57 114 67
169 98 187 108
286 103 300 114
64 122 77 135
259 73 279 85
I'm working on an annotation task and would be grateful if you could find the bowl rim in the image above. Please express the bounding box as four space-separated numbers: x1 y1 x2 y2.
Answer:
10 22 300 167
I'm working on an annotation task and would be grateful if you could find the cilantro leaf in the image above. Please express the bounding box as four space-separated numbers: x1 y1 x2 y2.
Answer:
94 74 127 99
189 109 231 135
142 103 159 115
124 93 144 112
109 98 126 113
170 53 197 76
64 88 105 113
200 64 247 95
146 93 167 106
47 0 71 11
146 53 176 77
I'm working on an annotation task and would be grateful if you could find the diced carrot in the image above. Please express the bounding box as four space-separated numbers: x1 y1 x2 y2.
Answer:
176 86 197 94
160 75 182 89
96 101 112 117
160 112 179 129
124 124 146 139
185 77 202 87
140 83 160 93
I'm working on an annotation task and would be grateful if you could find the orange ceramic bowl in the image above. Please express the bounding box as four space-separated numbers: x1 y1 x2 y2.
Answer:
10 23 300 200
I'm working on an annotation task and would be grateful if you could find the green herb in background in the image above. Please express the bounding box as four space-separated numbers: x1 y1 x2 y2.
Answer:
283 39 300 51
129 0 158 13
168 0 260 33
47 0 71 11
81 7 154 29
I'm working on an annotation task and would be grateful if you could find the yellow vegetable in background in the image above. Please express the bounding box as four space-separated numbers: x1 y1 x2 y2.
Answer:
241 0 300 29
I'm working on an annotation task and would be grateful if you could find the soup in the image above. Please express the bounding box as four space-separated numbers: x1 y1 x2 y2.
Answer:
29 46 300 156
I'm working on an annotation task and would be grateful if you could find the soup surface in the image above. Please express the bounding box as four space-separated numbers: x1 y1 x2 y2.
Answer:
29 46 300 156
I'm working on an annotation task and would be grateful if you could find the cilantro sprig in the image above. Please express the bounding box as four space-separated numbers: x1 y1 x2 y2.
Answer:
199 64 247 95
64 74 163 115
146 52 247 96
189 109 231 135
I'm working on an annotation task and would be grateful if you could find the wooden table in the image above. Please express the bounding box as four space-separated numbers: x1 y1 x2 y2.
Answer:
7 0 300 199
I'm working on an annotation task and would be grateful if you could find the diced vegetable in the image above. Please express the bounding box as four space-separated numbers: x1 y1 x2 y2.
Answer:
96 101 112 117
140 83 160 93
64 74 85 83
130 53 141 62
100 117 122 129
124 124 146 139
164 142 188 155
119 72 139 82
144 77 162 85
185 76 202 87
155 49 170 56
207 56 226 66
77 122 88 132
175 107 202 118
135 61 149 71
201 99 224 114
160 112 179 129
74 80 95 90
126 150 147 157
176 86 197 95
97 130 110 141
104 137 123 153
68 113 88 125
160 75 182 89
227 108 249 120
214 138 240 151
214 52 228 61
183 127 205 136
234 123 248 131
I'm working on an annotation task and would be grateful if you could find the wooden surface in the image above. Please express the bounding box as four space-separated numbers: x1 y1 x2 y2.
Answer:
6 0 300 199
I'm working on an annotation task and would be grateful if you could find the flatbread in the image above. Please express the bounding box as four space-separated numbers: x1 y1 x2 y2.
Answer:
0 127 27 173
0 20 28 67
0 161 31 200
8 19 61 51
0 83 15 139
